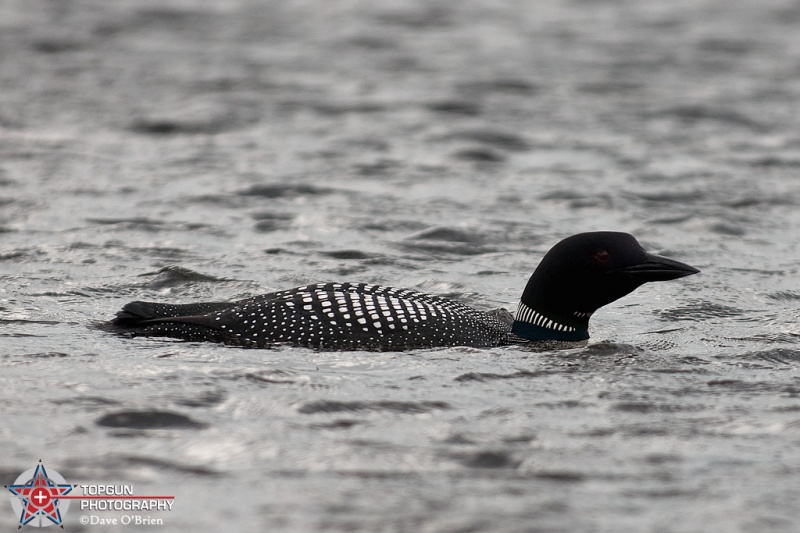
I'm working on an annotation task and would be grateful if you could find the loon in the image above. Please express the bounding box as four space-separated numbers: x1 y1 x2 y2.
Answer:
110 232 699 351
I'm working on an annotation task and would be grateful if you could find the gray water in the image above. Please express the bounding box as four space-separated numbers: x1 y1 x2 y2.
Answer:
2 0 800 531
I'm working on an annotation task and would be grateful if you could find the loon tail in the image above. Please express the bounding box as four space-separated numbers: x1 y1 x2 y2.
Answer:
106 301 245 345
111 301 234 327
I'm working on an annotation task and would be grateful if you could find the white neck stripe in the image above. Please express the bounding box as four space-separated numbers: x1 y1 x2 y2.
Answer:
514 302 576 333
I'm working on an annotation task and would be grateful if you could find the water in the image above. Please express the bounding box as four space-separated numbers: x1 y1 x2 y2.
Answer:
2 0 800 531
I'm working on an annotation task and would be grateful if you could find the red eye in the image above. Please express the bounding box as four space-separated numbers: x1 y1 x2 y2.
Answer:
595 250 610 263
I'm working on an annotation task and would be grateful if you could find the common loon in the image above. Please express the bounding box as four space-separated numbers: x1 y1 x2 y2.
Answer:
110 232 699 350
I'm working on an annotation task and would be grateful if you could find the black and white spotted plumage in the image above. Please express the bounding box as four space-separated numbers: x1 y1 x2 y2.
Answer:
114 283 512 351
110 232 700 351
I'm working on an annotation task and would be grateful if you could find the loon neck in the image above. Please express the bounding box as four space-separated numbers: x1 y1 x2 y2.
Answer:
511 301 590 342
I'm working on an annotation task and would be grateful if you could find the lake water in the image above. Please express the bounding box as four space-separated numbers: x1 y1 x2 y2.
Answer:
2 0 800 531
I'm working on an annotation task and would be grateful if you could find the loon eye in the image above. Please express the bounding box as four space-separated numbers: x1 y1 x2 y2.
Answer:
595 250 610 263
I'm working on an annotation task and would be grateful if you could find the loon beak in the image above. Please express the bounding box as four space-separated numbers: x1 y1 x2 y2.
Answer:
616 253 700 282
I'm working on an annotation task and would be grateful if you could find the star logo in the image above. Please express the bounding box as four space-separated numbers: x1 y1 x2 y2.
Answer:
5 461 75 528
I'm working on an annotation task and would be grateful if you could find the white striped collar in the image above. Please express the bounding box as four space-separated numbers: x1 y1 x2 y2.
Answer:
514 302 577 333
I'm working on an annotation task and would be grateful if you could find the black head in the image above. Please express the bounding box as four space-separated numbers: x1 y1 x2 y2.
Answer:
512 232 699 341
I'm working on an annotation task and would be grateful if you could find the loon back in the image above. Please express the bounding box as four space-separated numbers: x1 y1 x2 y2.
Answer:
112 283 513 351
109 232 700 351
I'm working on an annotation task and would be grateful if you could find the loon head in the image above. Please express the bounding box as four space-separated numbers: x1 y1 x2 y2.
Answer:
511 232 700 342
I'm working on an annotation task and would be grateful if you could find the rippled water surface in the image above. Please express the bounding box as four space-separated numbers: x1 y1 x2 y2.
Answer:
2 0 800 531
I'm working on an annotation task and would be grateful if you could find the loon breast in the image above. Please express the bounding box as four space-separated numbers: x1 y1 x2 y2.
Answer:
116 283 512 351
